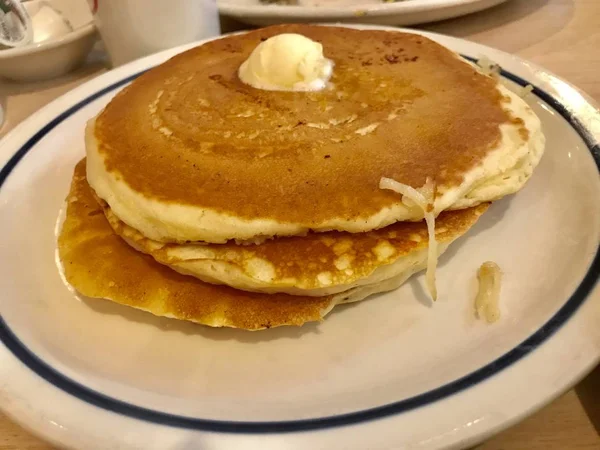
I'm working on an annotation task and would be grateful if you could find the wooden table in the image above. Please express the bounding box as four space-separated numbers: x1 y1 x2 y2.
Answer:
1 0 599 447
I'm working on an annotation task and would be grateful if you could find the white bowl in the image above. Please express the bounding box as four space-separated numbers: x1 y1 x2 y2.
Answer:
0 0 96 82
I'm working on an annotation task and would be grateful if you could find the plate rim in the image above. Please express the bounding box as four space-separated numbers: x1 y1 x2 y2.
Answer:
0 25 599 447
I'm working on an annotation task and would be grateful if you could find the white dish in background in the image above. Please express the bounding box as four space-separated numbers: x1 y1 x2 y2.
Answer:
91 0 220 67
0 25 599 450
218 0 510 26
0 0 95 81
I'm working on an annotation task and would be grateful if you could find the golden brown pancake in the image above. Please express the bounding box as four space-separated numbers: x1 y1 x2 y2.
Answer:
101 187 488 296
59 161 486 329
59 161 333 330
87 24 543 243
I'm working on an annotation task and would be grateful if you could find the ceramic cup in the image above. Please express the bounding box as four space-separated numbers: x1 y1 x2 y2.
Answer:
88 0 221 67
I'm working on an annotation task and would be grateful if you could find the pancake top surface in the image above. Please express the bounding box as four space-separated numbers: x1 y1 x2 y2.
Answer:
93 24 514 236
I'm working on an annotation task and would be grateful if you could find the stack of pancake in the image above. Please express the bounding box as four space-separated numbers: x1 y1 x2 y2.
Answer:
58 25 544 330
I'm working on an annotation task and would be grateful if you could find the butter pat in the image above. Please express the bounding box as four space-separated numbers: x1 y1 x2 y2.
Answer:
238 33 333 92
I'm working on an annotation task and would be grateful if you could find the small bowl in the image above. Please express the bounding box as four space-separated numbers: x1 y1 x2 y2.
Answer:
0 0 96 82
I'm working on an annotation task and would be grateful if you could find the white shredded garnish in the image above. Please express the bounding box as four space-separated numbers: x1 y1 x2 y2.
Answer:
476 56 501 79
475 261 502 323
476 56 533 99
516 84 534 99
380 177 438 300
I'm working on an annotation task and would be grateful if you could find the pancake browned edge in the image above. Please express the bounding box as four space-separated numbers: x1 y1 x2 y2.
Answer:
59 161 333 330
59 161 488 330
100 188 489 297
87 24 542 244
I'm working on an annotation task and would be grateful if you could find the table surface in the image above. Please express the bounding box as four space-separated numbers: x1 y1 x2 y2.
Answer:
1 0 599 448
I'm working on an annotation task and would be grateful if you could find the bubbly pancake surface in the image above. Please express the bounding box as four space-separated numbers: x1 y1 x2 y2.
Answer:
88 24 542 243
102 192 488 296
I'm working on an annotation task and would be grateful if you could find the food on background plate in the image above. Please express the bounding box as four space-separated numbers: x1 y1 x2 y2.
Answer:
259 0 409 5
58 24 545 329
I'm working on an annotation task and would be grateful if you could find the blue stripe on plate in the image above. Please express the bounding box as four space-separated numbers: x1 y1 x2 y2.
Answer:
0 58 598 433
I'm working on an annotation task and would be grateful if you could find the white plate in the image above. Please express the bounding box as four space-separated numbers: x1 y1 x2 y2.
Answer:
218 0 509 27
1 26 599 450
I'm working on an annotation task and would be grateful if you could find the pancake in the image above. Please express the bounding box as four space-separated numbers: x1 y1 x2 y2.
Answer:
86 24 544 244
59 161 485 329
100 189 488 296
